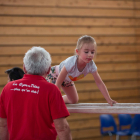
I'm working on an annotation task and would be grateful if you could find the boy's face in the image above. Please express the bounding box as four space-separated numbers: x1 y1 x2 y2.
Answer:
76 43 95 63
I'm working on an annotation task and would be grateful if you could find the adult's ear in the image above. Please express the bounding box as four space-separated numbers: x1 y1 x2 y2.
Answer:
47 66 51 75
23 64 27 74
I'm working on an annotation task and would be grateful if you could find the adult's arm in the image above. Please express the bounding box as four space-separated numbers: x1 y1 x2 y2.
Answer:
0 118 9 140
54 117 72 140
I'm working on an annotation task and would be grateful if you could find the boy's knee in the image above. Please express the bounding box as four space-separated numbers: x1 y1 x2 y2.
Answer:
70 97 79 104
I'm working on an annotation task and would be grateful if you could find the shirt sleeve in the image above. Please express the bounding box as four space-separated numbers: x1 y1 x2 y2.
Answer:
63 56 76 73
49 85 70 120
0 89 7 118
90 60 97 73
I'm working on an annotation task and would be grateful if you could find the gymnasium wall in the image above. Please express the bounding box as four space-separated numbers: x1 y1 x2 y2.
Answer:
0 0 140 139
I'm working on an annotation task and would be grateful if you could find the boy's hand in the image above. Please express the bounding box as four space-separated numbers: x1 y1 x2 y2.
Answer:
108 99 117 106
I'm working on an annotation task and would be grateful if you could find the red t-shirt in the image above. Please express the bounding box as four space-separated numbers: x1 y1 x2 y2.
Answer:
0 74 70 140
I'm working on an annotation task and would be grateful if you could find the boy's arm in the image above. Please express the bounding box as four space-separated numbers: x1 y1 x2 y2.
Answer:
55 66 68 89
92 71 117 106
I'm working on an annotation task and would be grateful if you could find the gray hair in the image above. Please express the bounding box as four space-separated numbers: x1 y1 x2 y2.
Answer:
23 46 51 75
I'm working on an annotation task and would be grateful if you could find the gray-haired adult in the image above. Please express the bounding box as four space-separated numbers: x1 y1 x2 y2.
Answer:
0 46 72 140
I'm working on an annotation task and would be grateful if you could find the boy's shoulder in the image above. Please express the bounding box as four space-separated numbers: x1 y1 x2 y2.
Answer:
64 55 77 62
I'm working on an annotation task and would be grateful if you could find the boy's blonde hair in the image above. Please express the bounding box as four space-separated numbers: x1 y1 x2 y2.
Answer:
76 35 97 57
76 35 97 50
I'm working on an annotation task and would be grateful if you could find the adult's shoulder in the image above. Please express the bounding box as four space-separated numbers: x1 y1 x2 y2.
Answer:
3 81 15 89
0 81 15 96
46 82 60 92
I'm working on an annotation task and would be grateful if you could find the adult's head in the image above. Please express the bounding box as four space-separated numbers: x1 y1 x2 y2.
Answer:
5 67 25 82
23 46 51 76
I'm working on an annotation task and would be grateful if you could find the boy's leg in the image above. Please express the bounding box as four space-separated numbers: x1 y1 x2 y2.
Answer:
61 84 79 104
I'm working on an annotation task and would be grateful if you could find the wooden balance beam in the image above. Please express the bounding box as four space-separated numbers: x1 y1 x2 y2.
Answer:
66 103 140 114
